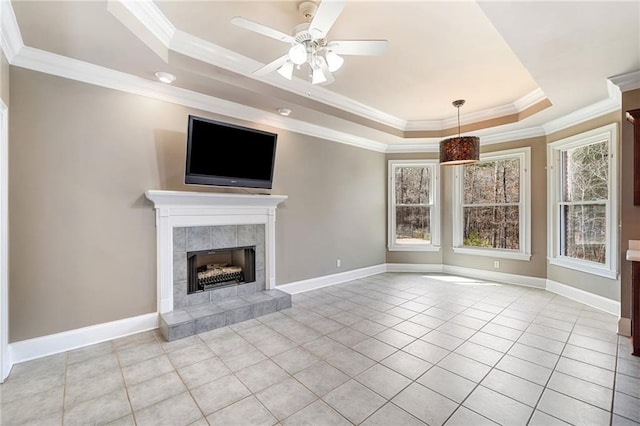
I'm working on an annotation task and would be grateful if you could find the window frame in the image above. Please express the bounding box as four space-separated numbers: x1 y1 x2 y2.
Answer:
388 159 440 252
452 147 531 261
547 123 618 279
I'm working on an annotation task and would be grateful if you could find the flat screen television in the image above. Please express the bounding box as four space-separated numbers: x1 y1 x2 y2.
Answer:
185 115 277 189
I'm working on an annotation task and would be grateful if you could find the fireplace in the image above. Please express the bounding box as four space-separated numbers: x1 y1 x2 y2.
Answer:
188 246 256 294
146 191 291 341
144 190 287 314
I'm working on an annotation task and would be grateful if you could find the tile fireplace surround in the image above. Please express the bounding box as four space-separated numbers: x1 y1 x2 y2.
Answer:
145 190 290 340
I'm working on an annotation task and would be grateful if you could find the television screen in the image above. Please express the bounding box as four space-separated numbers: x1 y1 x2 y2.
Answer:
185 115 277 189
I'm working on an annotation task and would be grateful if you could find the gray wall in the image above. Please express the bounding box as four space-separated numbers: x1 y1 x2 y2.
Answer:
275 134 386 283
8 67 386 342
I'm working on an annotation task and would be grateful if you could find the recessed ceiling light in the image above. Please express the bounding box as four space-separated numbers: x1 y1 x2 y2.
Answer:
155 72 176 84
277 108 292 116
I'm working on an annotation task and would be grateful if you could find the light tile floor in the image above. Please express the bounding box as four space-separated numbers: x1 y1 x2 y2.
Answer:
1 273 640 425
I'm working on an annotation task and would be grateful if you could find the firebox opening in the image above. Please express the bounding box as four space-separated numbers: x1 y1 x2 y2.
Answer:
187 246 256 294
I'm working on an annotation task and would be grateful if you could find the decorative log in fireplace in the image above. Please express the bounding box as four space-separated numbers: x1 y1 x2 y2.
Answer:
197 264 243 288
187 246 256 294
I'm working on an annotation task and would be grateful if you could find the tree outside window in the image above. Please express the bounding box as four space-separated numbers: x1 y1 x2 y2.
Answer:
547 123 617 279
463 158 520 249
388 160 440 251
560 141 608 264
453 147 530 261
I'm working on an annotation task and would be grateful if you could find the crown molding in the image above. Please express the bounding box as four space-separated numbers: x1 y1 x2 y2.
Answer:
477 126 546 146
0 0 23 62
107 0 175 49
106 0 175 62
405 89 548 131
609 69 640 93
542 94 620 136
9 45 622 155
11 46 388 153
385 143 439 154
170 29 263 77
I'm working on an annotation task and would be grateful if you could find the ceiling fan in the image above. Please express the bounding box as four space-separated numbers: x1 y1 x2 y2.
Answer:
231 0 388 85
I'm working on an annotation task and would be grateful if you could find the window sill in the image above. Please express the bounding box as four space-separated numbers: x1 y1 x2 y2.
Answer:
388 245 441 252
452 247 531 261
548 257 618 280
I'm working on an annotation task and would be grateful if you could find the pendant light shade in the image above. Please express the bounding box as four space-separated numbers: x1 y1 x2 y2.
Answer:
439 100 480 166
439 136 480 165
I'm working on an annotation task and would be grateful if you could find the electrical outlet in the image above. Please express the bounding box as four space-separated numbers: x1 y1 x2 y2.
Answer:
337 259 341 267
493 261 500 268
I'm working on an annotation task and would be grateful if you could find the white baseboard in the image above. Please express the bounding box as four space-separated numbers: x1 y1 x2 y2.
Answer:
618 317 631 337
385 263 444 273
2 345 12 383
6 266 624 366
277 264 387 294
443 264 547 289
546 280 620 316
9 312 158 365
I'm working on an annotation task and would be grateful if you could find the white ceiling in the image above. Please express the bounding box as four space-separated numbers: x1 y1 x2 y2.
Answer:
6 1 640 149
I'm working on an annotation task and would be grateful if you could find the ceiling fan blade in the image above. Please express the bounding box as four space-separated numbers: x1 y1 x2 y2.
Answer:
254 54 289 76
308 0 346 40
231 17 294 43
327 40 389 56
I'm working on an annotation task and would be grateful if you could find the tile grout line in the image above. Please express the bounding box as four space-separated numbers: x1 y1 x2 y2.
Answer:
357 277 532 424
525 301 604 425
523 297 578 425
438 284 539 425
116 334 157 426
610 333 620 425
163 333 210 423
60 351 69 426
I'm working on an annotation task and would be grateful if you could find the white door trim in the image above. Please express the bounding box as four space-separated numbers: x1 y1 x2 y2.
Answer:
0 99 10 382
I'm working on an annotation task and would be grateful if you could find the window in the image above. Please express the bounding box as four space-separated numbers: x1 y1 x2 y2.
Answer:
388 160 440 251
547 123 618 278
453 147 531 260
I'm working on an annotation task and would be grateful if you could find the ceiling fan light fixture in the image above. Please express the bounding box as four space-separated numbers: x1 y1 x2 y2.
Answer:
311 65 327 84
277 61 294 80
288 43 307 65
439 99 480 166
232 1 388 86
325 50 344 72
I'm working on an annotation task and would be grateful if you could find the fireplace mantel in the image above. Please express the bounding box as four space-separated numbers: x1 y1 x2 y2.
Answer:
145 190 288 209
145 190 288 313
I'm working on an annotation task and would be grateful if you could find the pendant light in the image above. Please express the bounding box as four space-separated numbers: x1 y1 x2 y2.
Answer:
439 100 480 166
